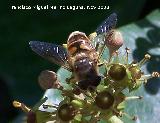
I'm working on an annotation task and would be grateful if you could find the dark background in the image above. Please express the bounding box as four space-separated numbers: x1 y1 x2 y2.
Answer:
0 0 160 122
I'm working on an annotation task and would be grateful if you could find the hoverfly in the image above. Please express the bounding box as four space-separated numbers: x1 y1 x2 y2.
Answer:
29 13 117 90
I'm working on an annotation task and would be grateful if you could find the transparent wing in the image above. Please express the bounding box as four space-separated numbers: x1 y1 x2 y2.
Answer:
96 13 117 35
92 13 117 58
29 41 71 70
93 13 117 46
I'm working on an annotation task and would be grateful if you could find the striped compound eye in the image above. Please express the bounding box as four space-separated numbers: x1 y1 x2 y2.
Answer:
67 31 88 45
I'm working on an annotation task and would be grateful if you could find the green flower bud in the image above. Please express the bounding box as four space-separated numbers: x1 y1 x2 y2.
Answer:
95 91 114 109
108 64 126 81
58 104 76 121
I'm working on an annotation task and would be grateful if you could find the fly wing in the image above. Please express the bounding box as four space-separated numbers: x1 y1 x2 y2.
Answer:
96 13 117 35
91 13 117 57
29 41 71 70
92 13 117 45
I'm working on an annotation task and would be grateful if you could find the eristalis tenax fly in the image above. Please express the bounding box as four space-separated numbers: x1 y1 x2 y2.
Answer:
29 13 117 90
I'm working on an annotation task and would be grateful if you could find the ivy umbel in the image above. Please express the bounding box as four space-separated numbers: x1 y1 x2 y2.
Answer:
13 13 160 123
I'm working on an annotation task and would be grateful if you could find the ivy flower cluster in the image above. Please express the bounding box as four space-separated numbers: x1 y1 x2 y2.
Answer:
13 13 160 123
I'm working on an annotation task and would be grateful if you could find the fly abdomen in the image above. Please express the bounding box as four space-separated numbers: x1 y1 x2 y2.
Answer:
74 57 94 79
78 76 101 90
74 57 100 90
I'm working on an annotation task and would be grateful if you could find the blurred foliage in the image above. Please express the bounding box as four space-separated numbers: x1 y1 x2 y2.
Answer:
0 0 160 122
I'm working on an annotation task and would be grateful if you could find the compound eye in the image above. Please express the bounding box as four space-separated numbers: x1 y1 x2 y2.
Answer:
68 35 79 44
